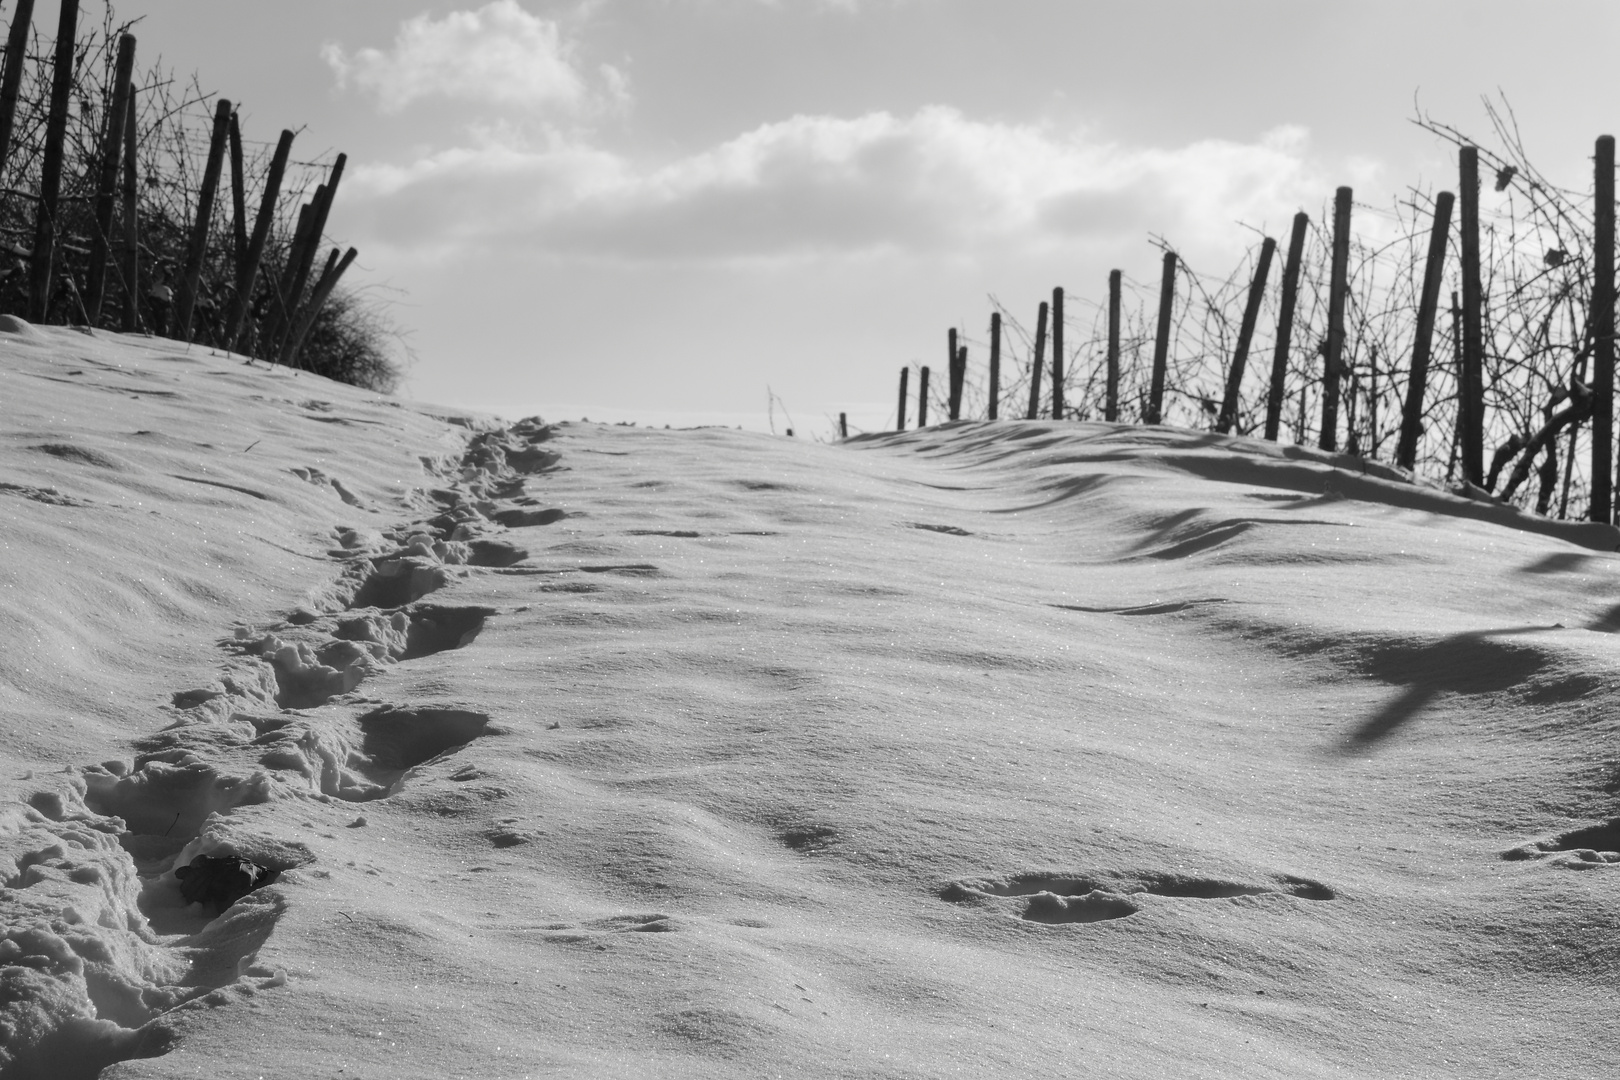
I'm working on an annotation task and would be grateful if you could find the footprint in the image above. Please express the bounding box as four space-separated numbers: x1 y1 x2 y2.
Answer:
778 824 838 853
941 870 1334 923
355 706 491 775
1503 817 1620 866
465 539 528 567
348 557 449 609
492 507 569 528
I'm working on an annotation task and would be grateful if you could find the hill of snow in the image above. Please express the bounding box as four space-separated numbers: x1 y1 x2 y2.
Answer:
2 323 1618 1079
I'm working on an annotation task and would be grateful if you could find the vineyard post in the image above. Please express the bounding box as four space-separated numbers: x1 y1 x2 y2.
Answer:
228 111 247 269
896 367 909 432
280 154 347 349
1397 191 1455 471
265 198 317 355
956 346 967 417
947 327 961 420
28 0 80 323
1051 287 1065 420
1459 147 1485 485
224 129 293 351
1026 300 1048 420
1105 270 1121 422
0 0 35 175
173 97 233 340
1320 187 1352 451
1593 135 1616 522
988 311 1001 420
85 32 136 325
1147 251 1176 425
118 95 138 331
918 366 931 427
1217 236 1277 434
1264 212 1308 441
280 247 358 368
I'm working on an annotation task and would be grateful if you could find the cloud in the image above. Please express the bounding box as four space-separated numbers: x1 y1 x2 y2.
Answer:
342 107 1333 265
323 1 591 113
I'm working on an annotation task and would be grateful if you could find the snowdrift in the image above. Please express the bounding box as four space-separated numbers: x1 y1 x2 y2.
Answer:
2 323 1619 1079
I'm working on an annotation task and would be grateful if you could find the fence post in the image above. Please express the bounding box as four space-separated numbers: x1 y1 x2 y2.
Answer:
85 32 136 326
1320 187 1352 451
1264 212 1308 441
1217 236 1277 434
1147 251 1176 425
1051 287 1065 420
1459 147 1485 484
988 311 1001 420
173 97 233 340
118 95 139 332
946 346 959 417
28 0 79 323
1105 270 1121 422
919 366 931 427
1026 300 1048 420
1593 135 1616 522
896 367 909 432
223 129 293 352
0 0 35 177
839 412 848 439
280 246 358 368
1397 191 1455 471
947 327 961 420
228 110 247 270
278 154 347 351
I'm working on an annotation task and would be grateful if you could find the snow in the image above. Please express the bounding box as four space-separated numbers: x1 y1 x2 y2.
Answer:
2 322 1619 1079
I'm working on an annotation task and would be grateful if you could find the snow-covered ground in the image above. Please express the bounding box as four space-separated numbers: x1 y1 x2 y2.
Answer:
2 322 1618 1079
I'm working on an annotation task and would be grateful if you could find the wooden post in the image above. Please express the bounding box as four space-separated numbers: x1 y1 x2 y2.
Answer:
280 246 357 368
1397 191 1455 471
173 97 233 340
84 32 136 326
1105 270 1121 422
946 346 959 417
1217 236 1277 434
1593 135 1616 522
1264 212 1308 441
1026 300 1048 420
1320 186 1353 451
896 367 909 432
118 94 139 332
947 327 961 420
228 111 247 271
839 412 848 440
987 311 1001 420
1051 287 1065 420
28 0 80 323
1447 291 1462 482
281 154 347 346
1459 147 1485 485
224 129 293 352
0 0 37 182
263 198 317 355
918 366 931 427
1147 251 1176 425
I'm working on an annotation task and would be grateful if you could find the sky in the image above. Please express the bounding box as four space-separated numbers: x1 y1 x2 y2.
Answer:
111 0 1620 434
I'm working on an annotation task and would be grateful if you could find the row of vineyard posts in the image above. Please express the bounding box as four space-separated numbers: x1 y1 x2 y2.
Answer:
0 0 354 365
891 137 1620 526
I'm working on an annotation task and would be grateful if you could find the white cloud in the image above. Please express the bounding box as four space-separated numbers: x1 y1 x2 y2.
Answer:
323 1 590 113
342 107 1336 266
